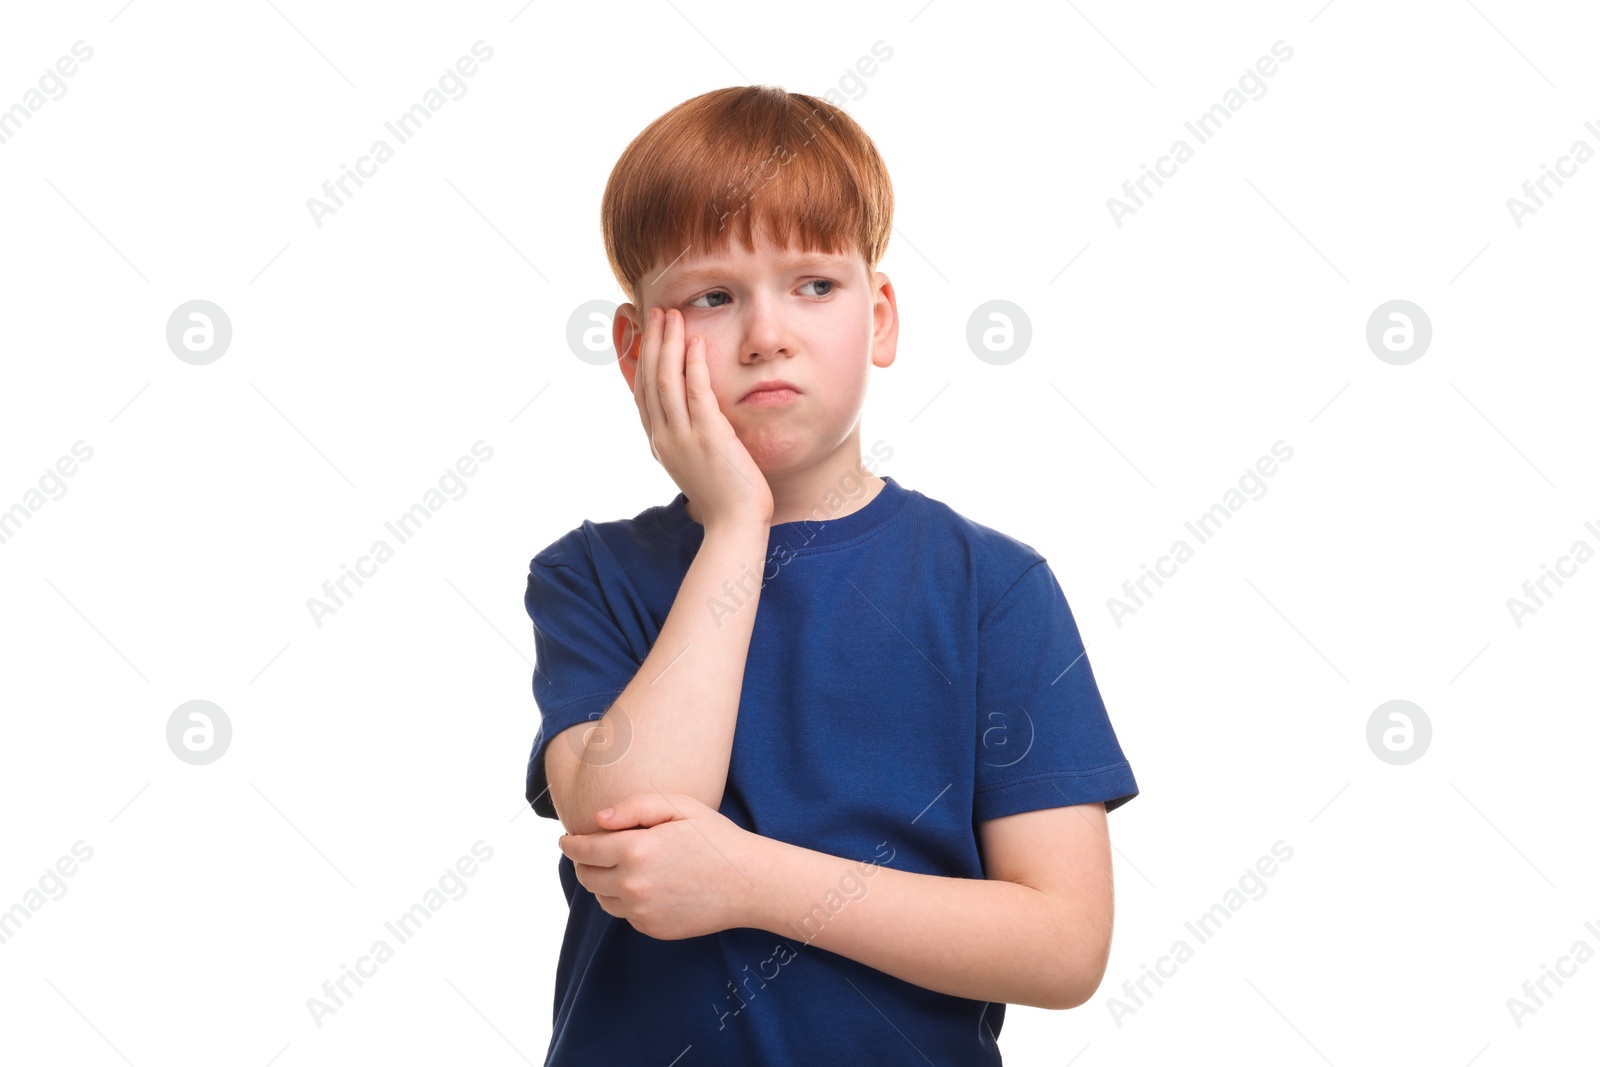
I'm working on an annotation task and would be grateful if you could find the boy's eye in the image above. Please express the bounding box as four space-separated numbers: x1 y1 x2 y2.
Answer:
686 289 732 310
683 279 837 310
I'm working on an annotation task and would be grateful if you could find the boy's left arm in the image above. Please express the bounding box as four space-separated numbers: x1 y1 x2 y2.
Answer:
753 802 1116 1010
558 794 1116 1011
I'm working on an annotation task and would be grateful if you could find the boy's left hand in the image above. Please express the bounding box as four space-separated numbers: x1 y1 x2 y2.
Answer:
556 793 767 940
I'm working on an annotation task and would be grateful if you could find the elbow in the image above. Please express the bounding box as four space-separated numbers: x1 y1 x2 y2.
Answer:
549 763 602 836
553 774 614 836
551 770 724 837
1050 978 1099 1012
1041 922 1112 1011
543 720 729 835
556 809 601 837
1041 965 1105 1012
548 781 591 837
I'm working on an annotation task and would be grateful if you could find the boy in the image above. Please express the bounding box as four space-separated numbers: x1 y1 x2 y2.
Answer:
523 85 1137 1065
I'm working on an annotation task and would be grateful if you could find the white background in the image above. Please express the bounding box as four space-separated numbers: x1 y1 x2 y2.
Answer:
2 1 1597 1064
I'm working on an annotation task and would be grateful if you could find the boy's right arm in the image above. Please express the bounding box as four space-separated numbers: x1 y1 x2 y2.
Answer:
544 517 768 836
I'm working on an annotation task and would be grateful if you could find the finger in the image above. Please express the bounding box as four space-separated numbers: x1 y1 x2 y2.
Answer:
560 831 620 876
574 861 619 896
630 306 652 425
557 832 615 867
636 307 663 445
654 308 688 432
638 307 667 451
597 792 686 830
682 334 718 427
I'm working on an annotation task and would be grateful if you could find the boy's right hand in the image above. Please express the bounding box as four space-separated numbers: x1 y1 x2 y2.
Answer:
632 306 774 531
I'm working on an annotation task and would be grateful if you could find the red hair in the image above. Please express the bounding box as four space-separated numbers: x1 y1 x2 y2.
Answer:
601 86 894 306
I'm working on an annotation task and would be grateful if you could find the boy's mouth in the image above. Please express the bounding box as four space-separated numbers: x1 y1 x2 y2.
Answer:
742 388 799 407
740 379 802 405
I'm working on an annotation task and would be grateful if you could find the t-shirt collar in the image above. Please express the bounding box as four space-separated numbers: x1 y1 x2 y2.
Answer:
656 475 909 553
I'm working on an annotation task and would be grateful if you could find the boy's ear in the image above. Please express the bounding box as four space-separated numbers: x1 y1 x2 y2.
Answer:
613 303 644 390
871 272 898 370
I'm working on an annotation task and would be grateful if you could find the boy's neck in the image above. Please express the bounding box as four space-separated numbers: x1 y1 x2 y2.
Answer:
685 459 886 528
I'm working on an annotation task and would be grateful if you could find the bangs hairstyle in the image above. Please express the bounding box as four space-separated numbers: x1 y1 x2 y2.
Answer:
601 85 893 306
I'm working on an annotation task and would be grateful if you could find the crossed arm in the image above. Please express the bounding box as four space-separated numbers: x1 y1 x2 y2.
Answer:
555 791 1117 1011
537 521 1116 1009
749 800 1115 1010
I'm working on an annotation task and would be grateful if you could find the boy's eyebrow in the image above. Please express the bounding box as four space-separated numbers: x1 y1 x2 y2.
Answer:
663 252 854 288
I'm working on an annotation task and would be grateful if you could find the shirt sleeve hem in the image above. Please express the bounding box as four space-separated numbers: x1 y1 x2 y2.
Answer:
973 761 1139 822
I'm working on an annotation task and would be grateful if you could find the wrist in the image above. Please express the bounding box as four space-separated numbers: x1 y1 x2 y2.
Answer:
738 830 793 933
705 514 771 541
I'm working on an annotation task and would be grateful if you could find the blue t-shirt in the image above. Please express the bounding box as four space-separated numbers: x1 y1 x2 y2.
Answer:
523 475 1137 1066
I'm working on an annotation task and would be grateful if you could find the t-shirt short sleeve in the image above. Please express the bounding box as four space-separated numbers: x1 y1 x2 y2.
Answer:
523 553 642 820
973 559 1138 822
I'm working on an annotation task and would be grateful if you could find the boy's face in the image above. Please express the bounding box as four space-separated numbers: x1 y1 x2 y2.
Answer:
614 225 897 477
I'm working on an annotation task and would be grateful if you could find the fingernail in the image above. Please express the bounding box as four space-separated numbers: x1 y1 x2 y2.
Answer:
598 807 614 819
